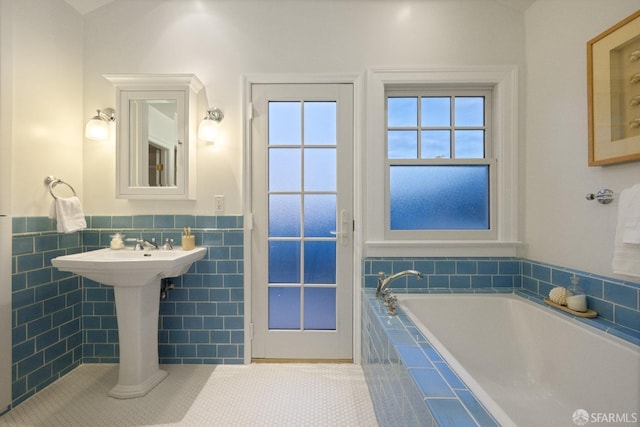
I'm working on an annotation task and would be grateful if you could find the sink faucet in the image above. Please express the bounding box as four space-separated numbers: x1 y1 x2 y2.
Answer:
376 270 423 298
127 238 159 250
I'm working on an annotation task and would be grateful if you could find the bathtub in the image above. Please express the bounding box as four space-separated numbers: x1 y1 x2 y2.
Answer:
396 293 640 427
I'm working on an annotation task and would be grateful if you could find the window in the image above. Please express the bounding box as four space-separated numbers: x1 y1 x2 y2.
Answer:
365 67 519 257
385 89 496 240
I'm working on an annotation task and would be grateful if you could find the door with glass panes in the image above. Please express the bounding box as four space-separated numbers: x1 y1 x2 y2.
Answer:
250 84 353 360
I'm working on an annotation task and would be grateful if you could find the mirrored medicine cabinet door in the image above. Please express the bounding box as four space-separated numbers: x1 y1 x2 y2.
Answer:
105 74 204 199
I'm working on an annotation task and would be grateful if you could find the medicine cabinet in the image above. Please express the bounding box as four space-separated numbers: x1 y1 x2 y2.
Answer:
105 74 204 199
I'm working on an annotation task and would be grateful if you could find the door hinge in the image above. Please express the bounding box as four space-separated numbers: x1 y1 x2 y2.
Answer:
248 102 254 120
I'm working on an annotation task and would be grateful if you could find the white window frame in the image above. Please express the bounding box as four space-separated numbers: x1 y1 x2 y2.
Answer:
365 67 520 257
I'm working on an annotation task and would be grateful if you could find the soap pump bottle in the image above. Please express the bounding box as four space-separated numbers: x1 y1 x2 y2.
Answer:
566 275 587 312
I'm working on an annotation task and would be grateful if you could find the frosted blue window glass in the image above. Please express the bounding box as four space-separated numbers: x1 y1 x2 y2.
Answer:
421 130 451 159
390 165 489 230
304 287 336 330
269 287 300 329
304 102 336 145
304 241 336 284
454 130 485 158
388 130 418 159
269 102 301 145
422 97 451 126
269 148 300 192
455 97 484 126
304 195 336 237
269 195 300 237
304 148 336 191
269 241 300 283
388 97 417 127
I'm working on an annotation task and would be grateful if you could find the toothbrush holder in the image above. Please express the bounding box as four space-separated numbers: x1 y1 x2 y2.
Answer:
182 235 195 250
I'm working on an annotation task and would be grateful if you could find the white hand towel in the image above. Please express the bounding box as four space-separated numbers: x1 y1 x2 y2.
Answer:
49 196 87 234
612 183 640 277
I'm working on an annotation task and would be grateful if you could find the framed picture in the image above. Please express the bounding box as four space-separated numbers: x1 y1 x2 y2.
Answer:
587 10 640 166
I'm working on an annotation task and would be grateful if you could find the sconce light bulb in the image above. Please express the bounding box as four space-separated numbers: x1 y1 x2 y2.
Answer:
198 108 224 142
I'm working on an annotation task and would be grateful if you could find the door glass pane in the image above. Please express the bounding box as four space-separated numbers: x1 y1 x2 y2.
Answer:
304 241 336 284
269 195 300 237
304 102 336 145
269 148 300 191
268 241 300 283
304 287 336 330
269 287 300 329
390 165 489 230
388 130 417 159
304 148 336 191
269 102 301 145
421 130 451 159
454 130 485 159
388 97 417 127
304 195 336 237
455 97 484 126
422 97 451 126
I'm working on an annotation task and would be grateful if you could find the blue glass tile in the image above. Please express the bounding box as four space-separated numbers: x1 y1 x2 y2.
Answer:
414 260 435 274
176 345 197 357
169 330 189 343
175 215 196 228
387 330 415 346
111 216 133 228
493 275 514 287
12 217 27 233
27 217 53 232
196 303 216 315
12 273 26 292
44 341 66 361
499 260 520 275
471 275 492 288
17 353 44 378
614 306 640 332
204 317 224 329
604 283 637 309
12 340 35 363
153 215 174 228
17 305 44 326
223 274 243 288
224 231 243 246
163 317 183 330
450 275 470 288
132 215 153 228
13 237 34 256
211 330 231 343
217 261 238 274
189 331 210 343
434 362 465 389
426 398 478 427
478 260 498 274
456 261 477 274
410 368 455 397
18 254 44 273
218 216 238 229
398 346 432 368
224 316 243 329
195 216 216 229
231 331 244 343
217 303 239 316
429 275 449 288
43 295 65 315
217 345 238 357
197 345 216 357
28 269 52 287
13 289 35 309
27 365 53 389
91 216 112 228
532 264 551 281
35 235 58 252
183 317 203 329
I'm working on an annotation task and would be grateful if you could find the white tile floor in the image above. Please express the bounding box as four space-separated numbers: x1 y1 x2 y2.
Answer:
0 364 378 426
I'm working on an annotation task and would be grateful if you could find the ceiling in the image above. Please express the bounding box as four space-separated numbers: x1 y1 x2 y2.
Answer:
64 0 537 15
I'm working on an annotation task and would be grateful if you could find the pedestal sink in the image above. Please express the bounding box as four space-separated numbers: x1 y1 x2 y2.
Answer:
51 246 206 398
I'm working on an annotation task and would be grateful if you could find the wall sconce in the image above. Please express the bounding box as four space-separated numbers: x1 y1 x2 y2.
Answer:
85 108 115 141
198 108 224 142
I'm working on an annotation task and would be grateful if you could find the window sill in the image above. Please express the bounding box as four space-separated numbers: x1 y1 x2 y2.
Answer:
364 240 522 258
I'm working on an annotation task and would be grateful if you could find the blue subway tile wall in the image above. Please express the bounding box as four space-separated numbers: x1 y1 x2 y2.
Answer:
80 215 245 365
363 257 522 291
10 215 244 408
11 217 83 407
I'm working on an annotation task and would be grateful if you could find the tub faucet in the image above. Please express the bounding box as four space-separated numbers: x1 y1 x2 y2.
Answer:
376 270 423 298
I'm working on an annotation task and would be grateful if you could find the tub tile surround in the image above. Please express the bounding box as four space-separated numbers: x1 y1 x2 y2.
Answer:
362 257 639 426
10 215 244 407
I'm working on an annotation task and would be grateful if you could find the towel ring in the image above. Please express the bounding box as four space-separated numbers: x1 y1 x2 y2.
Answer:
44 176 77 200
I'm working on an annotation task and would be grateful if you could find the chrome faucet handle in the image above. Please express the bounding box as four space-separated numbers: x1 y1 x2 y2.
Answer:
382 288 393 306
162 238 174 250
387 295 398 315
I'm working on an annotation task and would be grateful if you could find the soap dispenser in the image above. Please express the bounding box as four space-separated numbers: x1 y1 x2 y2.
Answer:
566 275 587 312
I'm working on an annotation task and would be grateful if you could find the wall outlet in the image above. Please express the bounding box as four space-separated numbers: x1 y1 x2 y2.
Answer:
214 195 225 214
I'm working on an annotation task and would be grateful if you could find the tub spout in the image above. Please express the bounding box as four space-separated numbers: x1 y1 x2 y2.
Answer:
376 270 423 298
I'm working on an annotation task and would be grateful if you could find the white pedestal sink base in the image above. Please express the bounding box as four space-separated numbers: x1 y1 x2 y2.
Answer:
109 279 166 399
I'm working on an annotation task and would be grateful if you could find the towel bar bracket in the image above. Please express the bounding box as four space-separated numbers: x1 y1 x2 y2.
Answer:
585 188 615 204
45 176 77 200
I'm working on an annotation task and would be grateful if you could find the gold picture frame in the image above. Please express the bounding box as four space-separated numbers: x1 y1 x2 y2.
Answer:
587 9 640 166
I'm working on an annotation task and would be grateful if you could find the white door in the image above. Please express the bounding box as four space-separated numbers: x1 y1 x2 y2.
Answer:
251 83 354 360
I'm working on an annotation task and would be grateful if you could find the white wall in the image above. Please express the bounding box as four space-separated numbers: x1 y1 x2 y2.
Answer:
524 0 640 280
9 0 84 216
82 0 527 215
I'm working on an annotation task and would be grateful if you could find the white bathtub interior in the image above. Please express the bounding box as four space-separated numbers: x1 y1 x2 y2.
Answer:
397 294 640 427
